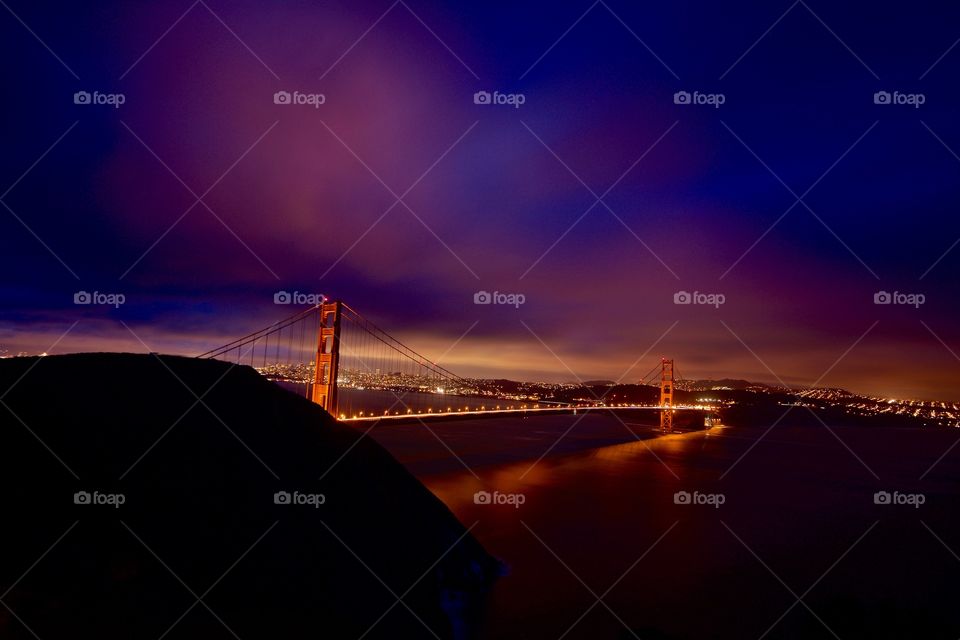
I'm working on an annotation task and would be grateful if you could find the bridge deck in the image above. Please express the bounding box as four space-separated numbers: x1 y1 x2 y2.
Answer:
338 404 707 423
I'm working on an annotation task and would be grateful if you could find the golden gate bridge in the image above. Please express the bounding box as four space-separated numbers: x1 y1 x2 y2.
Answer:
197 300 710 429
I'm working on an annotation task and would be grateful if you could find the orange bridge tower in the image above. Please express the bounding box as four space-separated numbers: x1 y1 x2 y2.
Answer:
311 300 342 415
659 358 674 432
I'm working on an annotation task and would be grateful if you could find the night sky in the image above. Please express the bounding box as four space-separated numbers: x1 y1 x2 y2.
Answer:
2 1 959 400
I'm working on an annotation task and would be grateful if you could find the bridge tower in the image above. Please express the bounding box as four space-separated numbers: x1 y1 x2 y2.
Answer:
311 300 342 416
659 358 674 432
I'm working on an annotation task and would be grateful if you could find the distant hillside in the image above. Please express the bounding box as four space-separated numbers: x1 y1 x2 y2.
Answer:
686 378 772 390
0 354 498 639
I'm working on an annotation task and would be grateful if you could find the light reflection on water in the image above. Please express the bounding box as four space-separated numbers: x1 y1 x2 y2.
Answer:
400 422 960 638
420 432 700 638
425 432 692 516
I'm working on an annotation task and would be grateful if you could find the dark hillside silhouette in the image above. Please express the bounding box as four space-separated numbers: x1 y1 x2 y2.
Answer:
0 353 498 639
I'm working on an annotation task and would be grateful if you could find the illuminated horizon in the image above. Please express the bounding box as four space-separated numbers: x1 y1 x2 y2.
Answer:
2 1 959 405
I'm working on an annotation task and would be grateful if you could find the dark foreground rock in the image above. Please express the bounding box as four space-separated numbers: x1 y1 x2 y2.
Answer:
0 353 499 639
